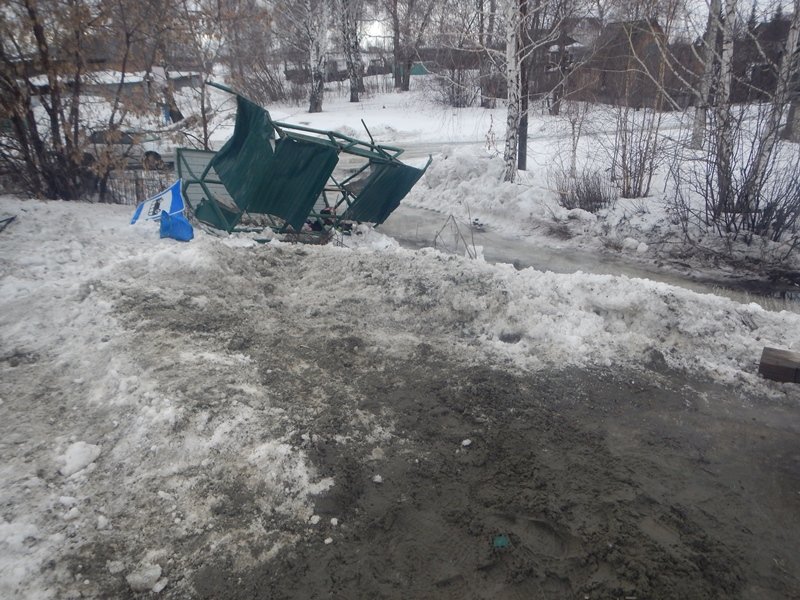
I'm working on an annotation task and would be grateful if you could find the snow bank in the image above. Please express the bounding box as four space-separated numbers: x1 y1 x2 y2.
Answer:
1 193 798 598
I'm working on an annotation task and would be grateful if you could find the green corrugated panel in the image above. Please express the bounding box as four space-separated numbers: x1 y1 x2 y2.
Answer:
210 94 276 212
342 161 428 224
194 198 240 230
209 95 340 231
250 136 339 231
177 148 243 231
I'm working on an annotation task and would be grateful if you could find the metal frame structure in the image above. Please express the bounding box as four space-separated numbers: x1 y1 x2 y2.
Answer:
177 83 431 238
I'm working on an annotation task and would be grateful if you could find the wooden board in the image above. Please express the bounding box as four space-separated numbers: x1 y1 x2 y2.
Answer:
759 347 800 383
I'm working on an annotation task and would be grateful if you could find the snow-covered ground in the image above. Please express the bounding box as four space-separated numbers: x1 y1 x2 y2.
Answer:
1 187 799 597
2 78 800 598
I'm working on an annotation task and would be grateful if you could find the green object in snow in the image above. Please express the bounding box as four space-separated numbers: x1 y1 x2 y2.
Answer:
178 82 431 237
492 534 511 550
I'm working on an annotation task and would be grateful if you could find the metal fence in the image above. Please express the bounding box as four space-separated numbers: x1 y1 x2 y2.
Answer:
105 169 174 205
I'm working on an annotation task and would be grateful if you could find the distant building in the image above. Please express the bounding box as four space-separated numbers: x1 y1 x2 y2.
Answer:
568 19 671 108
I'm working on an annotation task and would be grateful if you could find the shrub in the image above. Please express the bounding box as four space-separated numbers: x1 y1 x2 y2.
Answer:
551 169 619 213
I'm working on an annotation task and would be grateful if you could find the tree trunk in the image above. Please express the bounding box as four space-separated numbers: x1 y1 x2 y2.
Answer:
550 20 568 117
503 0 520 182
714 0 737 215
690 0 721 149
517 0 529 170
354 37 365 93
309 45 325 112
745 1 800 198
341 0 362 102
479 0 498 108
402 56 413 91
391 0 402 89
782 101 800 141
307 0 327 113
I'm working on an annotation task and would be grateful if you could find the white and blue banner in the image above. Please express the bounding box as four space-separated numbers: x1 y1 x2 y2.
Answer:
130 180 184 224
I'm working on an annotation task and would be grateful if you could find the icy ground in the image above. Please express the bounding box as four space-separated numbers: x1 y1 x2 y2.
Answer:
1 195 799 598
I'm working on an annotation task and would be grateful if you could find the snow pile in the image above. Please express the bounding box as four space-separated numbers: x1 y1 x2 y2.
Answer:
1 194 798 598
404 146 548 234
57 442 101 477
0 197 336 598
293 244 798 380
125 563 162 592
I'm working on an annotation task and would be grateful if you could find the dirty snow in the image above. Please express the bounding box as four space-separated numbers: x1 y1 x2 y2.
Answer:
2 81 800 598
57 442 102 477
1 192 798 597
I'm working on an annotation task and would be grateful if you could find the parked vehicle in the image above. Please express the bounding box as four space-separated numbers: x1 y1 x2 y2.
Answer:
86 125 190 170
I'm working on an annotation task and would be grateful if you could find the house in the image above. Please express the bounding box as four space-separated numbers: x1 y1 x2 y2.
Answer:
528 17 601 99
733 15 795 102
568 19 670 108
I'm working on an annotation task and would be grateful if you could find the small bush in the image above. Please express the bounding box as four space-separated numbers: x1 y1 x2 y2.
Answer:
552 170 618 213
546 222 574 239
422 70 480 108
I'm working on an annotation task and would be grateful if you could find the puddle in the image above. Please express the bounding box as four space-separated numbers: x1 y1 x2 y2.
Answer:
380 205 799 312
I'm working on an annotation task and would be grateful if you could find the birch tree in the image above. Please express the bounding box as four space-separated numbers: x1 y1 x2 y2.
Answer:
479 0 499 108
500 0 573 180
386 0 437 91
712 0 737 212
671 0 800 250
275 0 330 112
307 0 329 112
337 0 365 102
738 0 800 207
502 0 522 181
690 0 722 148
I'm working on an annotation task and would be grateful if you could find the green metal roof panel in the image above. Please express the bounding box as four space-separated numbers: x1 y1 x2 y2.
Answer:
178 148 243 231
281 130 339 149
342 161 428 224
190 83 430 234
194 197 240 230
249 137 339 231
210 95 276 212
208 96 341 231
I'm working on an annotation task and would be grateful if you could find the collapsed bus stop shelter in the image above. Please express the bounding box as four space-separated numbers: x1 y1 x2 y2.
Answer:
177 83 431 238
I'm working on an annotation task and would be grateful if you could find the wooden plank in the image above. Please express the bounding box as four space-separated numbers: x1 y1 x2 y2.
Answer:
759 347 800 383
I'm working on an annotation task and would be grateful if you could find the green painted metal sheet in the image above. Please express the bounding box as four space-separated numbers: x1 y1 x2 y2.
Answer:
209 95 341 231
182 83 431 236
251 135 339 231
177 148 243 231
210 94 275 213
342 161 428 225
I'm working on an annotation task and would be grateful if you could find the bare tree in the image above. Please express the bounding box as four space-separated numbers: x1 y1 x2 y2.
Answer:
0 0 169 199
502 0 522 181
174 0 245 148
386 0 437 90
669 0 800 257
337 0 366 101
0 0 92 199
275 0 330 112
423 0 483 107
479 0 500 107
224 2 291 105
500 0 574 180
690 0 722 148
